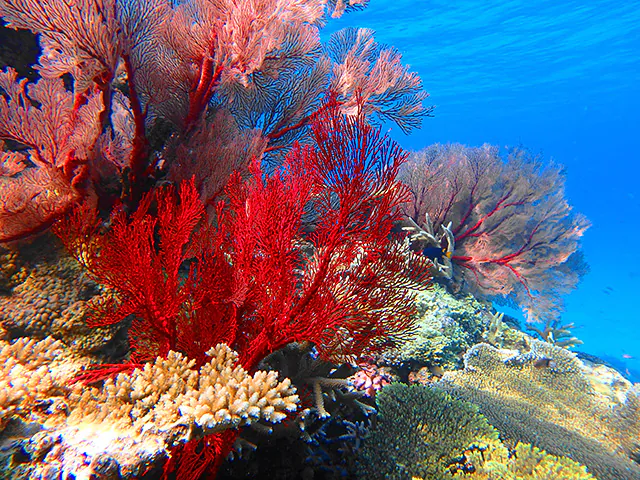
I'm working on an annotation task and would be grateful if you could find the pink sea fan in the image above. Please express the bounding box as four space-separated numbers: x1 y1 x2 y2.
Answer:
401 143 590 323
0 69 103 242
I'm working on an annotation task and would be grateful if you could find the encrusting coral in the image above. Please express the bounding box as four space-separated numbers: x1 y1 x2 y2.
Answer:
439 340 640 480
0 237 123 355
0 338 298 478
456 441 596 479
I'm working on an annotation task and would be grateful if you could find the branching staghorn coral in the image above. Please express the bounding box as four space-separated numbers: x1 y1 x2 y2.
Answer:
527 318 584 348
0 340 298 478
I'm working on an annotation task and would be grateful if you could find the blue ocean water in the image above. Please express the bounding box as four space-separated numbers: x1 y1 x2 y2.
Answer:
328 1 640 374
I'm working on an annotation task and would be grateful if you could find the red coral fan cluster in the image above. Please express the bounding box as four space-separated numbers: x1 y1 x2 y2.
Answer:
0 0 431 242
54 103 433 476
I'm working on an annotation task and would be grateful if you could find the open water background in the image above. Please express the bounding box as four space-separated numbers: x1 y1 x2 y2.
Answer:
326 0 640 377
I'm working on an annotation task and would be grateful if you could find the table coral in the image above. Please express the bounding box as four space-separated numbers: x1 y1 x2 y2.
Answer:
355 383 595 480
440 341 640 480
355 383 502 480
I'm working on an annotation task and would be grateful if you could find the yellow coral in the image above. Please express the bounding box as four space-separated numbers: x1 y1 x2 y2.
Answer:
0 336 83 429
456 442 596 480
68 344 298 440
0 339 298 477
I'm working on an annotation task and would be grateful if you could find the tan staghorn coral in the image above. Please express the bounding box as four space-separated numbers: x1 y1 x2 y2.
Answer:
68 344 299 438
440 341 640 480
1 342 298 477
0 336 82 429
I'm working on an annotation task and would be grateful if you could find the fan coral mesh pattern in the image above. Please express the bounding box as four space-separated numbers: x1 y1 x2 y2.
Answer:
400 143 589 322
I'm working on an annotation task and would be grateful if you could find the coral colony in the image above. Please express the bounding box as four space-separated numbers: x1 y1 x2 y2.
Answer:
0 1 637 479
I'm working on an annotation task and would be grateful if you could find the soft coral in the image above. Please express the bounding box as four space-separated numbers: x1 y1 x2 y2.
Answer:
56 103 432 477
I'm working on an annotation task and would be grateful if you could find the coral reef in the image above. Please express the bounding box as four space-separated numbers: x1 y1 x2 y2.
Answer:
380 284 527 372
355 383 595 480
0 337 82 430
456 441 595 479
440 341 640 480
355 383 502 479
0 339 298 478
0 237 123 355
400 143 589 322
605 387 640 465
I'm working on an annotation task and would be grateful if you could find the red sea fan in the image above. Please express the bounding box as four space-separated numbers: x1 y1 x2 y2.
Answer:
56 104 432 478
56 103 432 369
218 104 433 369
0 70 103 242
55 178 207 362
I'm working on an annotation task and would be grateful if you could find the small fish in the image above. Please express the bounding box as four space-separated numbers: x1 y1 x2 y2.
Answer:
422 245 452 262
622 354 634 359
534 358 557 369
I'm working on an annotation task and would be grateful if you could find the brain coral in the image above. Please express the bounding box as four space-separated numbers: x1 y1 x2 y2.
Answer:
439 341 640 480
